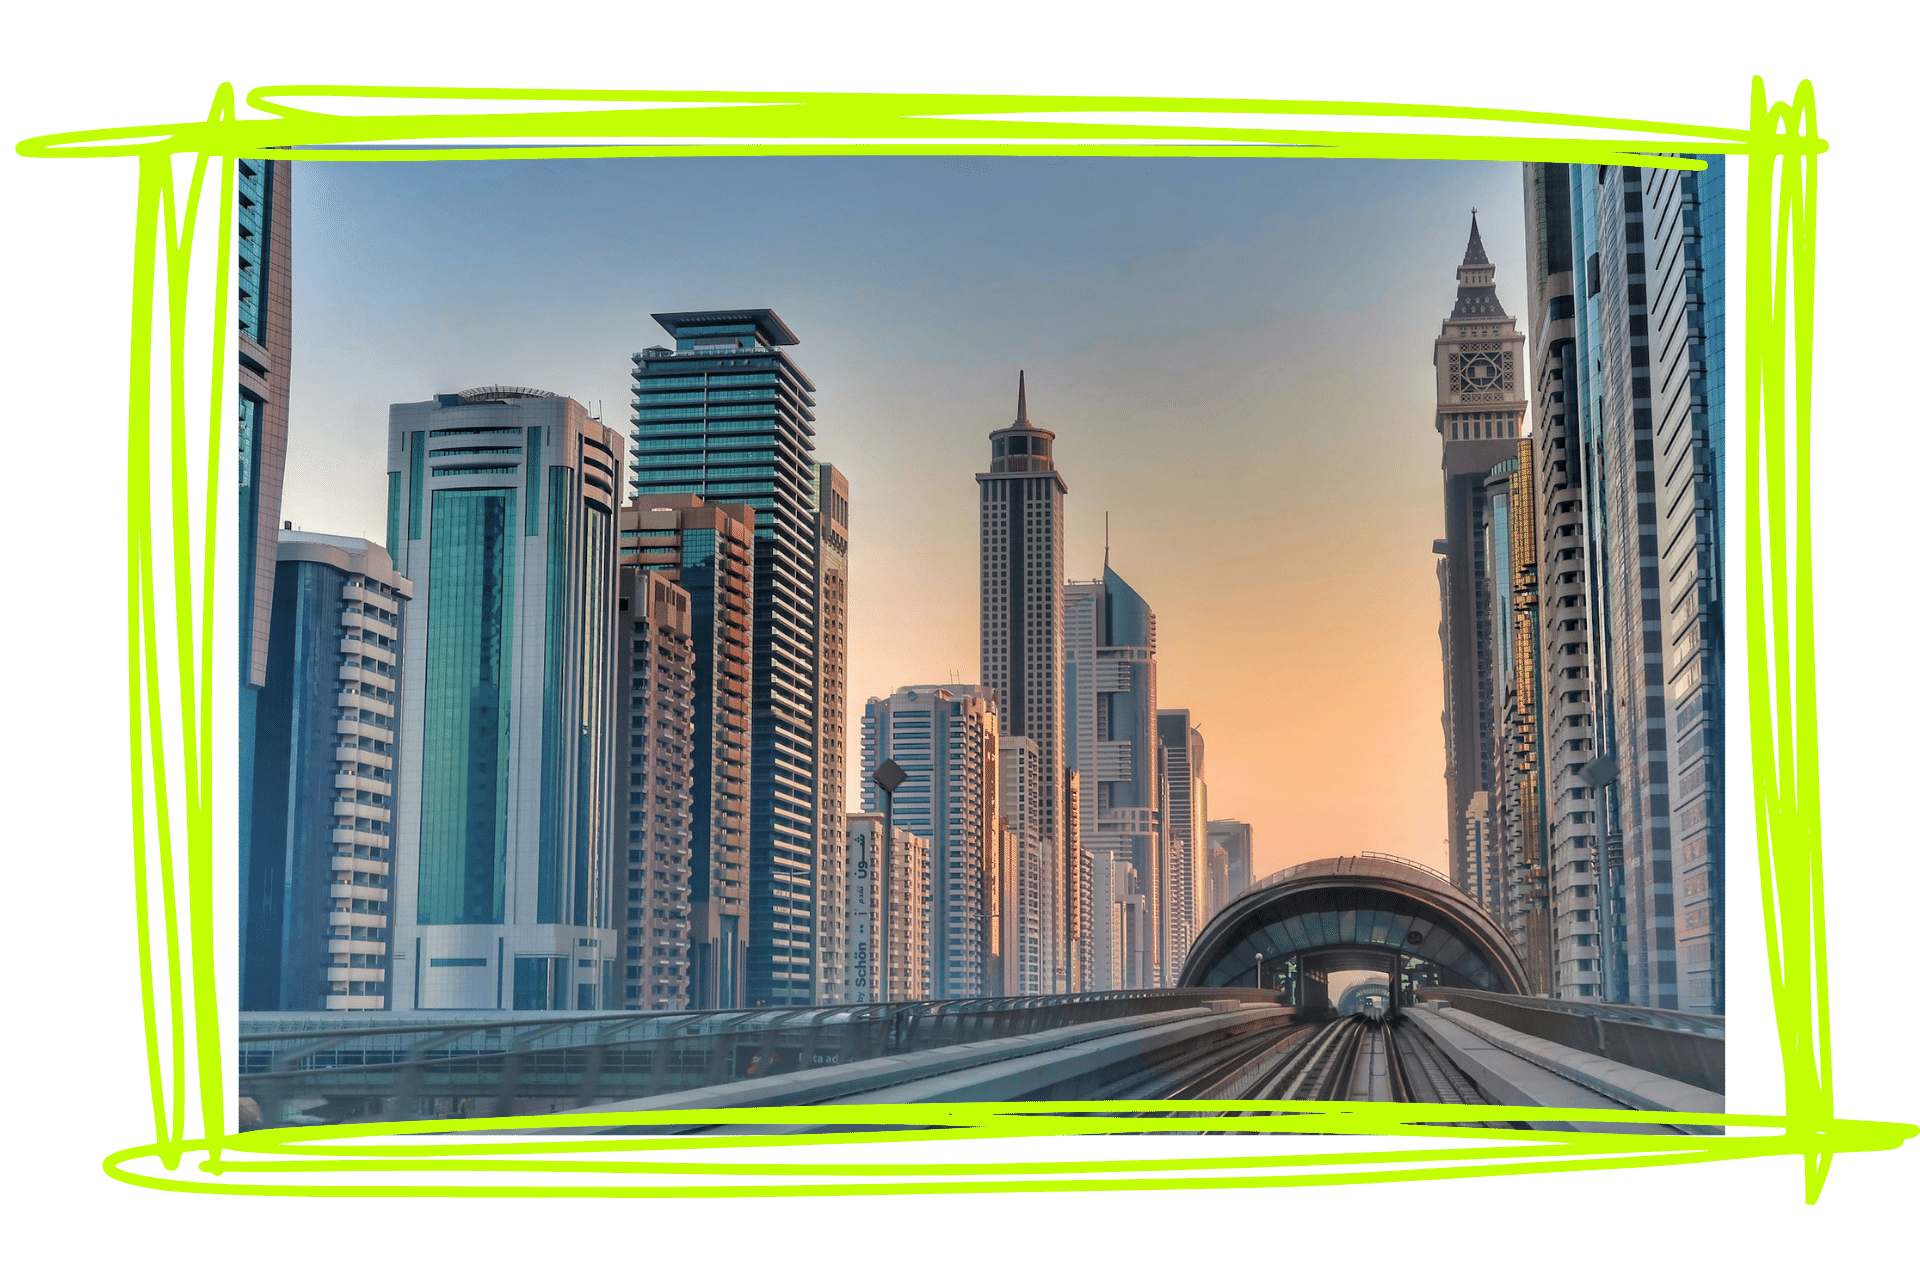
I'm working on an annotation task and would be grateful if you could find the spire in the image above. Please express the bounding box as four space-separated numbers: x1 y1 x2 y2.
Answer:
1450 209 1507 320
1014 370 1029 426
1104 511 1110 571
1462 209 1489 266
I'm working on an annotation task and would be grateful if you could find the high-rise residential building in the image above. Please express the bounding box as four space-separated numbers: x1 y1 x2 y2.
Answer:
619 496 757 1008
630 310 822 1007
1206 846 1229 924
1064 564 1163 986
844 815 932 1002
236 157 293 918
977 372 1067 993
1431 214 1527 911
1566 160 1727 1013
999 734 1050 995
242 531 411 1011
1520 160 1608 1002
615 566 696 1010
1157 710 1205 978
860 685 1001 998
384 387 625 1012
1206 819 1253 909
1482 445 1549 991
813 463 852 1002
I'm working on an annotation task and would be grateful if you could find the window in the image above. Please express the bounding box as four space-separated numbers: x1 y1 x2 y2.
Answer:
429 957 486 967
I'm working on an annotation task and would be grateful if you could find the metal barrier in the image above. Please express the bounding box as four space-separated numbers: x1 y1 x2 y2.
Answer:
1416 987 1724 1094
239 987 1273 1128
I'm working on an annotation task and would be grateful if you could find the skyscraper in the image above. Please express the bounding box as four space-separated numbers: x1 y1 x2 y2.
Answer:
977 373 1067 992
1431 214 1527 911
1520 160 1609 1002
619 496 757 1008
237 156 293 915
384 387 624 1012
844 814 932 1002
860 685 1002 998
1483 444 1549 991
812 463 852 1002
1064 565 1163 986
1157 710 1205 978
998 734 1049 995
242 531 411 1011
629 309 822 1006
1566 160 1727 1013
1206 819 1253 908
614 566 696 1010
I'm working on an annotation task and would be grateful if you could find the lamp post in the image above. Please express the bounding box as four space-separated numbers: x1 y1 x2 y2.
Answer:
1253 951 1265 991
872 758 908 1003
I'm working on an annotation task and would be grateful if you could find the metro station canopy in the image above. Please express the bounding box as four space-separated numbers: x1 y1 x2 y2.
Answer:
1179 854 1530 997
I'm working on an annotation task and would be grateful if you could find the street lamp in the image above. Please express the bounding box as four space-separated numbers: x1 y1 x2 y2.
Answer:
1253 950 1265 991
872 757 908 1003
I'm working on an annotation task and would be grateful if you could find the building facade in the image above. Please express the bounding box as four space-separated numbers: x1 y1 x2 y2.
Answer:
1483 445 1550 991
1432 214 1528 913
1206 819 1253 916
615 566 696 1010
813 463 853 1002
844 815 932 1002
1566 160 1727 1013
619 496 757 1008
999 734 1050 995
1157 710 1205 978
236 157 294 930
1521 160 1609 1001
242 531 411 1011
860 685 1002 998
384 387 625 1011
1064 565 1163 986
630 309 822 1006
977 373 1068 992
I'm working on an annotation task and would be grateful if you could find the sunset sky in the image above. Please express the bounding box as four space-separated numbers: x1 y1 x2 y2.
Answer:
284 154 1526 882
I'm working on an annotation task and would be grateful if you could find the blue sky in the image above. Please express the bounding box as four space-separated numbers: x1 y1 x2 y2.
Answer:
287 154 1525 874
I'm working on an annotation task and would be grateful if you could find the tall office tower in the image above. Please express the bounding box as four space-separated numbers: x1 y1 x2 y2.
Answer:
614 567 696 1010
1568 161 1727 1013
631 309 822 1007
1206 819 1253 905
1483 445 1549 992
236 157 293 899
1432 213 1527 910
384 387 624 1012
844 815 933 1002
1087 852 1146 990
1063 565 1163 985
619 497 757 1008
812 463 853 1002
1157 710 1205 977
977 373 1068 992
999 735 1050 995
1206 847 1229 923
242 531 411 1011
1521 162 1608 1001
860 685 1002 998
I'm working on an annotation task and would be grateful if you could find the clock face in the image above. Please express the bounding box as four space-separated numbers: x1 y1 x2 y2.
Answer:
1464 357 1500 389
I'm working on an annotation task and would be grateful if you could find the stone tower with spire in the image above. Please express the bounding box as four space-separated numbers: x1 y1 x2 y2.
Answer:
978 372 1069 991
1431 214 1528 911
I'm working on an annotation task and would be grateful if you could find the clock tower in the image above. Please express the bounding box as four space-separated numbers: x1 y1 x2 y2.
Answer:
1431 212 1526 906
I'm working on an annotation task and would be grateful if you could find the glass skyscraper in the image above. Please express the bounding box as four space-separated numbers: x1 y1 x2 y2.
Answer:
242 531 411 1011
629 310 822 1006
384 386 625 1012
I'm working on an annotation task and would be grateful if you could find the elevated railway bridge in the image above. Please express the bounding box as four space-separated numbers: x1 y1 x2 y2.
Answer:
240 857 1723 1132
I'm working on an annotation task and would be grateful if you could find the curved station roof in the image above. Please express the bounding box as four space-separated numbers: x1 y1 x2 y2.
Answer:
1178 854 1529 995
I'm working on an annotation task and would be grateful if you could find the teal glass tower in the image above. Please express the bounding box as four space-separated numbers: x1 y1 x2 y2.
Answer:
385 386 626 1011
630 310 822 1006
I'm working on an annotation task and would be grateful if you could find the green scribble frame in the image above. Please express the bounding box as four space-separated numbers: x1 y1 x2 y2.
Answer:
17 80 1913 1203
